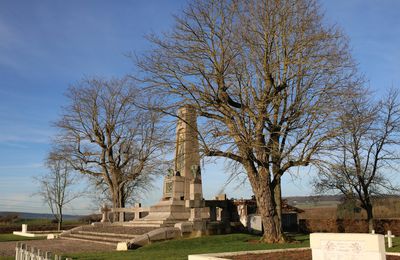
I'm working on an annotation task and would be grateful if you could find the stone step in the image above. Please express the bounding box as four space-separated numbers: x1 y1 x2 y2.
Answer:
61 236 116 246
128 218 187 224
125 220 182 228
124 222 165 227
76 230 137 239
68 233 131 243
79 225 156 235
128 220 166 225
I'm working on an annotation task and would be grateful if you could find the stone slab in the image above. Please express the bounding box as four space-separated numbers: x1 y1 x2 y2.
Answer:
13 231 48 237
116 242 129 251
129 227 182 249
47 234 60 239
247 214 262 233
310 233 385 260
174 222 194 233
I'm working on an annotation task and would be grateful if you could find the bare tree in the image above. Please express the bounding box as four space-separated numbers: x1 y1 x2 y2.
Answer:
86 169 155 209
53 77 168 220
314 89 400 232
36 154 80 231
136 0 357 242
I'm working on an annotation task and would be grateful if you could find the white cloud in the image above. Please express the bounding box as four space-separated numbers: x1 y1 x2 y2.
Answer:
0 134 50 145
0 163 44 170
0 125 54 145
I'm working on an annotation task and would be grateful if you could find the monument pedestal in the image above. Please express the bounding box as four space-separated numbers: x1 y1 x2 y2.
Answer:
128 175 190 227
128 199 190 227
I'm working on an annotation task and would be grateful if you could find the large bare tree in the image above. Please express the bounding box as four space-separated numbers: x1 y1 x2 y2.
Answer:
314 90 400 232
36 154 81 231
137 0 357 242
54 77 168 220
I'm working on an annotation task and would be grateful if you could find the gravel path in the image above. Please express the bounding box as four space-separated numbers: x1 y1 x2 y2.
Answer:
0 238 115 257
0 225 157 257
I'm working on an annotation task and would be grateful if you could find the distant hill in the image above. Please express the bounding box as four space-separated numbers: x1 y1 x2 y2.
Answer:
284 195 400 219
285 195 343 208
0 212 84 220
285 194 400 208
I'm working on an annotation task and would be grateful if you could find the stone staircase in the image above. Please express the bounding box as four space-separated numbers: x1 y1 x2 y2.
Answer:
60 225 157 247
126 218 186 228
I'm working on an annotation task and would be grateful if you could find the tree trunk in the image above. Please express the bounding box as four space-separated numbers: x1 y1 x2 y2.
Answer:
58 207 62 231
248 168 285 243
273 177 285 241
273 176 282 229
111 183 126 222
365 203 374 233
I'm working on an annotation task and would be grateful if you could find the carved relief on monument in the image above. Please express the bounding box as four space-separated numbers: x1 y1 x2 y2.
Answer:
165 181 173 194
190 165 201 180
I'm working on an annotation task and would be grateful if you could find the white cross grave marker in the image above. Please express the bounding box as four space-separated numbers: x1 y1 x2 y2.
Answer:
385 230 395 248
100 204 111 223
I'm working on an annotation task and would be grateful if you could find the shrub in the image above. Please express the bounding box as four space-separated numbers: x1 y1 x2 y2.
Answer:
0 214 19 224
79 214 102 223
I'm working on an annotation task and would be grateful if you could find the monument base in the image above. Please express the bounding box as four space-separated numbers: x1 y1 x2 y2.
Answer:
127 199 190 228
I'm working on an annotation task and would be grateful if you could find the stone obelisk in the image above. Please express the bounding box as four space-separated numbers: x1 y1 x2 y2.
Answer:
174 104 201 200
129 105 204 227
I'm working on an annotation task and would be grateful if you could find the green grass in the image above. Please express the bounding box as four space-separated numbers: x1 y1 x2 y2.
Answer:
2 232 399 260
65 233 310 260
63 233 400 259
385 236 400 253
0 233 46 242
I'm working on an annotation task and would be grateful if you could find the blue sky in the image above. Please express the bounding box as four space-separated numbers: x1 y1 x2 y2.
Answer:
0 0 399 215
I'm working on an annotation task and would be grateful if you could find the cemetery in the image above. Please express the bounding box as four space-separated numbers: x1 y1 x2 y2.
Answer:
1 0 400 259
2 105 400 259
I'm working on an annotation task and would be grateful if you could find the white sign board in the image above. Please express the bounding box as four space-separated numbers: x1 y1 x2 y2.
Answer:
310 233 385 260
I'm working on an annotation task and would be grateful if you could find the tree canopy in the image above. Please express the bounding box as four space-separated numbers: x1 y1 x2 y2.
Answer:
137 0 358 242
53 77 169 219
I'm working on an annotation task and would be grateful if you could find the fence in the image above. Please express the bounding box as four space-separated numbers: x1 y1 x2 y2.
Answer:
15 242 71 260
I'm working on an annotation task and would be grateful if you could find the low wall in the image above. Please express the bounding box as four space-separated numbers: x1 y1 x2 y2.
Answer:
299 219 400 235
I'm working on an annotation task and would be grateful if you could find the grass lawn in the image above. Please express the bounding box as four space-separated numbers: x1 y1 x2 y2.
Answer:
386 236 400 253
0 233 46 242
63 233 400 260
65 233 310 260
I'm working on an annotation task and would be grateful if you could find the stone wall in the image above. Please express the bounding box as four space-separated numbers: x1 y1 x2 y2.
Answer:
299 218 400 235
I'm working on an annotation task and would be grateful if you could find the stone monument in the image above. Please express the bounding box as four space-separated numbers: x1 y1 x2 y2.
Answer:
129 105 207 228
100 204 111 223
174 105 200 199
